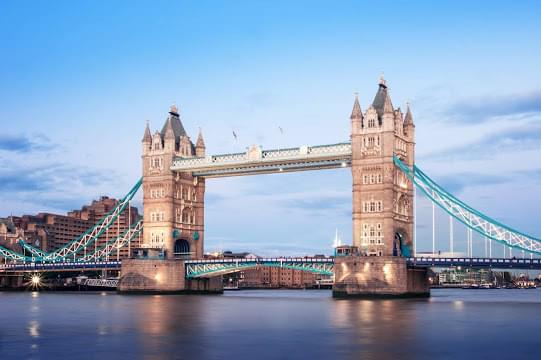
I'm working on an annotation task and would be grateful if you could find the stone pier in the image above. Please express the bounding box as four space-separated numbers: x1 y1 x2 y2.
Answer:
0 273 24 290
118 259 223 294
332 256 429 298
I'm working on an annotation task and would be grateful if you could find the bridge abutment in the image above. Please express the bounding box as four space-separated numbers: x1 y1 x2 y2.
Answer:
118 259 222 294
0 273 24 290
332 256 429 298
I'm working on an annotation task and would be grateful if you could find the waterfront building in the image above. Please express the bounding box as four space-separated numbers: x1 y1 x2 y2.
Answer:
215 251 332 288
437 268 499 286
0 217 24 252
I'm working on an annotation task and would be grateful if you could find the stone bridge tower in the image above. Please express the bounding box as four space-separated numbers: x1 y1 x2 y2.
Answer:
141 105 205 259
350 77 415 257
333 77 427 298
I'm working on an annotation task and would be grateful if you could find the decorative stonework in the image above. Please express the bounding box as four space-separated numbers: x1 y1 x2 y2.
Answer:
351 80 415 256
141 107 205 259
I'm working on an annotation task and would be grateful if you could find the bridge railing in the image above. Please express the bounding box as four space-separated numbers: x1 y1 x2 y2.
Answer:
0 261 122 272
408 257 541 269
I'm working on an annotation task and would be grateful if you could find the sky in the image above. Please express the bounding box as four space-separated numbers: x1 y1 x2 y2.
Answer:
0 1 540 257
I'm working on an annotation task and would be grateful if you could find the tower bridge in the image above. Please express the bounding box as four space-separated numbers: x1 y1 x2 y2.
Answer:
2 77 540 297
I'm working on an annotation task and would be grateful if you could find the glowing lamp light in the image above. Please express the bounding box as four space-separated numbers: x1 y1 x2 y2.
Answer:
31 275 41 286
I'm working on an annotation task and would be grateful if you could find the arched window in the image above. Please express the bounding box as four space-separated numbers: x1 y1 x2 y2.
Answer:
396 195 409 216
174 239 190 254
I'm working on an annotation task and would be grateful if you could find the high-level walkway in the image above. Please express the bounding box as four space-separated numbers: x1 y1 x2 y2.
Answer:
171 143 352 177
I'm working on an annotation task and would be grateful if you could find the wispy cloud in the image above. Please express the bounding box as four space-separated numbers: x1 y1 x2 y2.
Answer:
424 120 541 161
0 159 118 214
443 91 541 123
0 134 56 153
435 172 510 195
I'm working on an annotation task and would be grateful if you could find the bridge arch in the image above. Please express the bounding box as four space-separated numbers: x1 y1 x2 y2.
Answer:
393 230 411 257
174 239 190 255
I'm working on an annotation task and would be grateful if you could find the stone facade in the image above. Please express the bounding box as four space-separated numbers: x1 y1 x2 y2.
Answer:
141 105 205 259
333 78 426 298
118 259 222 294
333 256 429 298
351 76 415 257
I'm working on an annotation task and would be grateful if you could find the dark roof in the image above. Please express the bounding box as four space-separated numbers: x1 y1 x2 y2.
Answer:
160 112 187 140
372 83 391 121
0 218 16 233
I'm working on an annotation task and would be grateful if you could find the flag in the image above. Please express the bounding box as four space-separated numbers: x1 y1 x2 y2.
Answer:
232 130 237 140
278 126 283 135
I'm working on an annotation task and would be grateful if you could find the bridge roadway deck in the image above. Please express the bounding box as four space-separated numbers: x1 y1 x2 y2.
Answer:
186 257 541 268
0 261 122 273
1 257 540 273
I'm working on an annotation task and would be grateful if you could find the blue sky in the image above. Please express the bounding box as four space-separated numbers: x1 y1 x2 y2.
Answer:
1 1 540 257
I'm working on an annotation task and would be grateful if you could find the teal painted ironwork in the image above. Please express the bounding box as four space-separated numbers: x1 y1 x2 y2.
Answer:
3 179 142 263
76 220 143 262
393 155 541 255
0 245 35 262
185 259 334 279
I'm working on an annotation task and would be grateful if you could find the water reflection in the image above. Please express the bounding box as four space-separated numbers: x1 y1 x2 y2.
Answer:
134 294 206 359
0 289 540 360
28 320 40 338
333 298 422 358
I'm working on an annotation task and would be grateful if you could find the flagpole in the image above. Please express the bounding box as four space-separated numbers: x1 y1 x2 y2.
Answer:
232 129 237 154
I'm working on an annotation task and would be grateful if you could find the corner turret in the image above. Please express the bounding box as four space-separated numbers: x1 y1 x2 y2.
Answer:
403 103 415 139
196 129 206 157
350 94 363 135
142 121 152 154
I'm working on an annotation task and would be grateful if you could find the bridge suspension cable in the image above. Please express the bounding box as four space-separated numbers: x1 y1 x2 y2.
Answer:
394 156 541 256
0 245 33 262
76 220 143 262
2 179 142 263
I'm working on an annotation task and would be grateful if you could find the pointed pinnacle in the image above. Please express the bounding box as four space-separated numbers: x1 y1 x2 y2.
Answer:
350 94 362 119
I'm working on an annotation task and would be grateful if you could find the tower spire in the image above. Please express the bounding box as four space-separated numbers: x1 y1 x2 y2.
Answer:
142 120 152 142
372 76 393 120
196 128 205 148
404 102 414 125
195 128 206 157
350 93 363 119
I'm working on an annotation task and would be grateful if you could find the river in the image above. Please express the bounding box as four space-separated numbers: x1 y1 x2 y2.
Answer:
1 289 540 359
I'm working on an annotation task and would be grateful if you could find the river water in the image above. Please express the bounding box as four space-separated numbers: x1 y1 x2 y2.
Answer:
1 289 540 359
